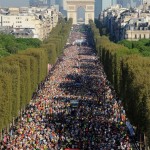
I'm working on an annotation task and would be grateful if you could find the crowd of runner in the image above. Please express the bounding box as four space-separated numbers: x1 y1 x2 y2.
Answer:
0 25 132 150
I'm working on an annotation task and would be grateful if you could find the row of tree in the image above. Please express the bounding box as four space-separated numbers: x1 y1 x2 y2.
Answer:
118 39 150 57
0 34 42 57
90 20 150 146
0 19 72 134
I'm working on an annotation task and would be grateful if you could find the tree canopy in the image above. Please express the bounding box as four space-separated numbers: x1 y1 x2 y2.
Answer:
0 34 42 57
0 19 72 134
118 39 150 57
90 20 150 146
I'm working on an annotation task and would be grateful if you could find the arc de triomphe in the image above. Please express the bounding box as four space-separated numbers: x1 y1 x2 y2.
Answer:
66 0 95 24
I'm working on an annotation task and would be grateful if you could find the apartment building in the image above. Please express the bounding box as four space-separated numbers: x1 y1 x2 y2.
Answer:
100 4 150 41
0 6 59 40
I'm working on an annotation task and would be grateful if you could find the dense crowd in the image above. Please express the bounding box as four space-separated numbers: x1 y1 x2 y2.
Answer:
1 27 132 150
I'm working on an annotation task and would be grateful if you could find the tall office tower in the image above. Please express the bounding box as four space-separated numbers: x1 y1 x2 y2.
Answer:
30 0 52 6
95 0 102 18
50 0 55 5
0 0 29 7
117 0 123 7
140 0 145 6
111 0 117 5
95 0 112 18
29 0 37 6
130 0 138 8
47 0 55 6
43 0 48 5
140 0 143 4
47 0 51 6
127 0 141 8
116 0 139 7
55 0 63 7
59 0 67 16
130 0 142 8
62 0 67 10
103 0 112 9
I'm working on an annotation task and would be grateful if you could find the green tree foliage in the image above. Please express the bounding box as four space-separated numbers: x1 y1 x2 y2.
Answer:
0 63 20 119
90 20 150 145
41 44 57 64
0 72 12 129
16 38 42 48
0 33 41 57
2 55 31 108
0 49 10 57
0 18 72 133
118 39 150 57
43 19 72 57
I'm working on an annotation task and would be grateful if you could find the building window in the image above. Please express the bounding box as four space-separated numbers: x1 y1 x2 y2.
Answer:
135 34 137 39
16 17 21 19
139 34 141 39
144 34 146 39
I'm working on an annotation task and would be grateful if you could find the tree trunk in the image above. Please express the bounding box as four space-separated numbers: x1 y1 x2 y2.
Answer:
144 134 150 150
140 132 142 150
0 129 2 141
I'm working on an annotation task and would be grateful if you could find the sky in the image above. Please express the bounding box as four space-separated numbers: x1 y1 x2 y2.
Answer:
0 0 112 18
0 0 29 7
0 0 112 8
0 0 143 8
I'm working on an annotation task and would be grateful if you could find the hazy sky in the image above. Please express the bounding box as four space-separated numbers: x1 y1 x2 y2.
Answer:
0 0 29 7
0 0 112 8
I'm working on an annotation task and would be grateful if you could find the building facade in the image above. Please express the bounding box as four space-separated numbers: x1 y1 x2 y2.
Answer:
100 4 150 41
0 6 59 40
66 0 95 24
95 0 114 18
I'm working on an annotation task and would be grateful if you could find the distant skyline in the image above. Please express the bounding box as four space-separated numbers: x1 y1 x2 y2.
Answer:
95 0 113 18
0 0 29 7
0 0 145 18
0 0 144 8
